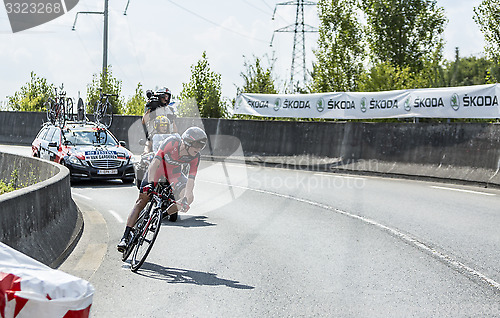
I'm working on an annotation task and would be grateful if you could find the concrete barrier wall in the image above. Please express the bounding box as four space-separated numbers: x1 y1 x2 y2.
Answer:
196 119 500 186
0 111 46 145
1 111 500 186
0 152 80 267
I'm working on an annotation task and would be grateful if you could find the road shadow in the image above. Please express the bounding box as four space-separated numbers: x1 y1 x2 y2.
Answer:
71 179 135 189
136 263 255 290
161 215 215 228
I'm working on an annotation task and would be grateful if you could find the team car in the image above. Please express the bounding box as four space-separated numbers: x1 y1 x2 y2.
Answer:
32 121 135 183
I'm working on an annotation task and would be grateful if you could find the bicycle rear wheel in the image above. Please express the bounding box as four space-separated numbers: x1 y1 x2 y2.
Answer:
130 207 162 272
100 101 113 128
121 202 152 262
45 98 55 124
77 98 86 121
54 102 66 128
66 98 74 121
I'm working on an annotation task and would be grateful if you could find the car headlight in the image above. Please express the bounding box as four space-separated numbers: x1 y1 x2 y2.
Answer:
68 155 85 166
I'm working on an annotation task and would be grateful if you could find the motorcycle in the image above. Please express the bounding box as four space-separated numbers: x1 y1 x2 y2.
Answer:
134 150 154 189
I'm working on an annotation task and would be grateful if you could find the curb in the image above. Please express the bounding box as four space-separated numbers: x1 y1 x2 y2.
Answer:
51 201 84 269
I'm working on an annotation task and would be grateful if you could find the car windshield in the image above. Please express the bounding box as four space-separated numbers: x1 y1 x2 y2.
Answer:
63 129 118 146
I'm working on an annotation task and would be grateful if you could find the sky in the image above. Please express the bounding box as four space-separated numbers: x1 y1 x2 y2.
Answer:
0 0 487 109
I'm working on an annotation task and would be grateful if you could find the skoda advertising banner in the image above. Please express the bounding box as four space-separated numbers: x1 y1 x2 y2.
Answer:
235 84 500 119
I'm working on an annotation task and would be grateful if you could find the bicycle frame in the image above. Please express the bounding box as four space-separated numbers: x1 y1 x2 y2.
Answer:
46 86 68 127
123 182 188 271
94 89 117 128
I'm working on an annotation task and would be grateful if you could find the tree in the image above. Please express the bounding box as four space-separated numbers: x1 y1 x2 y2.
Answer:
179 52 227 118
237 55 278 95
474 0 500 60
443 52 499 86
124 83 147 115
361 0 446 73
7 72 55 112
358 61 432 91
311 0 365 92
86 67 124 114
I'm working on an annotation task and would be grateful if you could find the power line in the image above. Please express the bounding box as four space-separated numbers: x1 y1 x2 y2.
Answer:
124 16 145 85
260 0 274 11
165 0 268 44
72 0 110 77
240 0 273 16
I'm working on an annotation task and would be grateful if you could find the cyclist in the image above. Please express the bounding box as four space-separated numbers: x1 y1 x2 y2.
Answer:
141 87 177 149
117 127 208 252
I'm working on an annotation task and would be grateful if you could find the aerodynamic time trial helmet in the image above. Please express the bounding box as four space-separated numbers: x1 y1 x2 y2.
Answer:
181 127 207 150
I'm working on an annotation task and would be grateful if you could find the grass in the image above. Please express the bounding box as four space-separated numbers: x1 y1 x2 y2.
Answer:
0 170 20 195
0 180 16 195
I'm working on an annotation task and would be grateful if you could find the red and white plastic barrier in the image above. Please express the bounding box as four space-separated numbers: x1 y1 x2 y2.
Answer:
0 243 94 318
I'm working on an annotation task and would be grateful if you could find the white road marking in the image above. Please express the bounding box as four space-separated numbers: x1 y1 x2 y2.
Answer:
314 173 365 180
431 186 496 196
108 210 124 223
72 192 92 200
201 180 500 292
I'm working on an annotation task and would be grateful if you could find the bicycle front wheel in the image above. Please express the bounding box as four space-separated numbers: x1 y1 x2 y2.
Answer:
130 207 162 272
122 202 153 262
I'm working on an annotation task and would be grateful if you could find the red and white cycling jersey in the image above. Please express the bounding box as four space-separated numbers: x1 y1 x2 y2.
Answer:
153 134 200 184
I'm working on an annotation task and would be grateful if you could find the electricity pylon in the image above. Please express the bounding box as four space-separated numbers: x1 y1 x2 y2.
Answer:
271 0 318 92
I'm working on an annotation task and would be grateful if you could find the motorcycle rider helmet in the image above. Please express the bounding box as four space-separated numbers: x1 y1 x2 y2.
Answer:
181 127 207 150
156 87 172 105
154 115 170 132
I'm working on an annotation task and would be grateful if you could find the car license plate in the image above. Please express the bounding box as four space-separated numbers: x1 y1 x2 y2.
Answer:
97 169 118 175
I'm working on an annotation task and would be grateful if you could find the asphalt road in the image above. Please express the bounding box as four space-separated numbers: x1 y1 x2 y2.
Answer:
1 145 500 317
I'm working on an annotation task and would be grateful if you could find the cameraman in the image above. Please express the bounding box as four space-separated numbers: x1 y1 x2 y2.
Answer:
141 87 178 152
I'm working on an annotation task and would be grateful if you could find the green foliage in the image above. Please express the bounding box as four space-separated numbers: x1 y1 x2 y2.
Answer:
0 170 20 195
237 55 278 95
361 0 446 73
7 71 55 112
358 47 499 92
124 82 147 115
474 0 500 60
179 52 228 118
86 67 124 114
358 62 422 91
0 180 15 195
443 49 500 86
311 0 365 92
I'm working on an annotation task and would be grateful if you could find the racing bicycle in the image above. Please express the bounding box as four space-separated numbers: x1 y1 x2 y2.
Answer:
45 84 71 127
94 89 118 128
121 182 188 272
